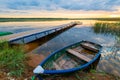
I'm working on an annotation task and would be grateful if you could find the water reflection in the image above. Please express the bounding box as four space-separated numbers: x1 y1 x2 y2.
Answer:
1 21 119 76
97 47 120 76
25 26 73 52
29 24 120 76
0 25 41 33
0 21 64 33
93 23 120 76
31 25 115 55
93 22 120 42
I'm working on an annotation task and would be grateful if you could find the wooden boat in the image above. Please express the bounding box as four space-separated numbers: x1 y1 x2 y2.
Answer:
33 40 102 75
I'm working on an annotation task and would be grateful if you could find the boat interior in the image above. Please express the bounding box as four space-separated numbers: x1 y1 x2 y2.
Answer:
43 42 100 70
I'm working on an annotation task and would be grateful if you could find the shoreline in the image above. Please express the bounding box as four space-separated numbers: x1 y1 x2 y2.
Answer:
0 18 120 22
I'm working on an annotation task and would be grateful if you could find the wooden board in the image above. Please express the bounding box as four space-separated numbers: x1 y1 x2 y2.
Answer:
81 43 98 52
67 49 91 62
73 47 95 59
0 22 76 43
53 62 61 70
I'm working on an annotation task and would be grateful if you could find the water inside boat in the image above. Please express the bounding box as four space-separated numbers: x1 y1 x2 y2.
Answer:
42 41 100 70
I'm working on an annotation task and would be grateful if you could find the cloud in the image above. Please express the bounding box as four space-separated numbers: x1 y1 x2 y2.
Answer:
0 0 120 11
55 0 120 11
0 0 61 11
0 0 120 17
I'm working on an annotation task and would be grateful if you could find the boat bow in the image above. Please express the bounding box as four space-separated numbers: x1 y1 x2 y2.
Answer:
33 65 44 74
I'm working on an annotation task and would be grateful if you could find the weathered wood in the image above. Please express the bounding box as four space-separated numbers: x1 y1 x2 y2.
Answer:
81 43 98 52
0 22 77 44
73 46 95 59
59 59 66 67
67 49 91 62
55 54 66 63
53 62 61 70
62 59 77 69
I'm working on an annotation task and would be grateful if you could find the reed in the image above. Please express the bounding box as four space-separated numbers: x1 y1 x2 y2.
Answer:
93 22 120 37
0 40 26 77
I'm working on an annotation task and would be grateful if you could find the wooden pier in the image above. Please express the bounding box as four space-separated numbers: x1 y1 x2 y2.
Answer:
0 22 81 44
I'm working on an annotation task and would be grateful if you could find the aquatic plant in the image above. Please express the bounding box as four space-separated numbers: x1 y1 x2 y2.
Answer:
93 22 120 44
0 40 26 77
93 22 120 36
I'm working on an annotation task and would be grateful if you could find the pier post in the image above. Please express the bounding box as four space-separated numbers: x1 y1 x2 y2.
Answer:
21 38 25 44
35 34 38 39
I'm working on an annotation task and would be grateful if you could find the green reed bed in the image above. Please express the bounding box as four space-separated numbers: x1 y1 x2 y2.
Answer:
93 22 120 36
0 40 26 77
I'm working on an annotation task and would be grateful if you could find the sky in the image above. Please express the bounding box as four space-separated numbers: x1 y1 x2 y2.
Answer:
0 0 120 18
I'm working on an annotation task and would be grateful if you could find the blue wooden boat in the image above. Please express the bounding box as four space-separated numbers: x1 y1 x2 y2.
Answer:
33 40 102 76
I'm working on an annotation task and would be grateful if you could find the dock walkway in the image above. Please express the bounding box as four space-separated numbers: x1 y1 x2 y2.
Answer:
0 22 80 44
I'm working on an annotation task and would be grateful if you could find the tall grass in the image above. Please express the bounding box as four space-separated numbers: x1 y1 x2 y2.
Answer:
93 22 120 36
0 40 26 77
93 22 120 44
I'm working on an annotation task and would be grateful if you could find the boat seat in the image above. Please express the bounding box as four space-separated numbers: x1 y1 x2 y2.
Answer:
81 43 98 52
67 49 91 62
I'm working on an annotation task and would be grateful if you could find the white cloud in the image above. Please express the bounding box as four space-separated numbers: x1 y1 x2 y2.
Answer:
0 0 120 17
0 0 120 11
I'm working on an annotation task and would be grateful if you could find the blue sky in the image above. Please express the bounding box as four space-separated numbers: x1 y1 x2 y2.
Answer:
0 0 120 18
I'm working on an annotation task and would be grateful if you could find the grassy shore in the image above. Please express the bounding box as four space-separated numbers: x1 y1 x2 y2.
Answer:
0 40 26 77
0 41 120 80
0 18 120 22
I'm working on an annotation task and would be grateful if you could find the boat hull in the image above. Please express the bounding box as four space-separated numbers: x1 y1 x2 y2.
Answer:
34 40 102 74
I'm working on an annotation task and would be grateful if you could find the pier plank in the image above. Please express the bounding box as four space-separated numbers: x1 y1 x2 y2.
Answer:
0 22 77 43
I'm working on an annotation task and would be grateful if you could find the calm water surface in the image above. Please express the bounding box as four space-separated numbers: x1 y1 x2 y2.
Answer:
30 25 120 77
0 21 119 77
0 21 68 33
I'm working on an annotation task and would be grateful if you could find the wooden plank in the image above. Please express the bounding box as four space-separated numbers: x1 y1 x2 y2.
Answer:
55 54 66 63
58 59 66 67
53 62 61 70
0 22 77 43
0 28 53 41
81 43 98 52
67 49 91 62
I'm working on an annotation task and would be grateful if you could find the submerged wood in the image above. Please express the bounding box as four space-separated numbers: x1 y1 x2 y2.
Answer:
33 40 102 75
67 49 91 62
81 43 99 52
53 62 61 70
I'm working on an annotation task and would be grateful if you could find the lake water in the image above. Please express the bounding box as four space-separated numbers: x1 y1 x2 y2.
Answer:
0 20 120 77
0 21 63 33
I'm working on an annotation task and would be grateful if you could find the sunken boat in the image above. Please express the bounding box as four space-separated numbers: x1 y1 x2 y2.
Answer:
33 40 102 75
